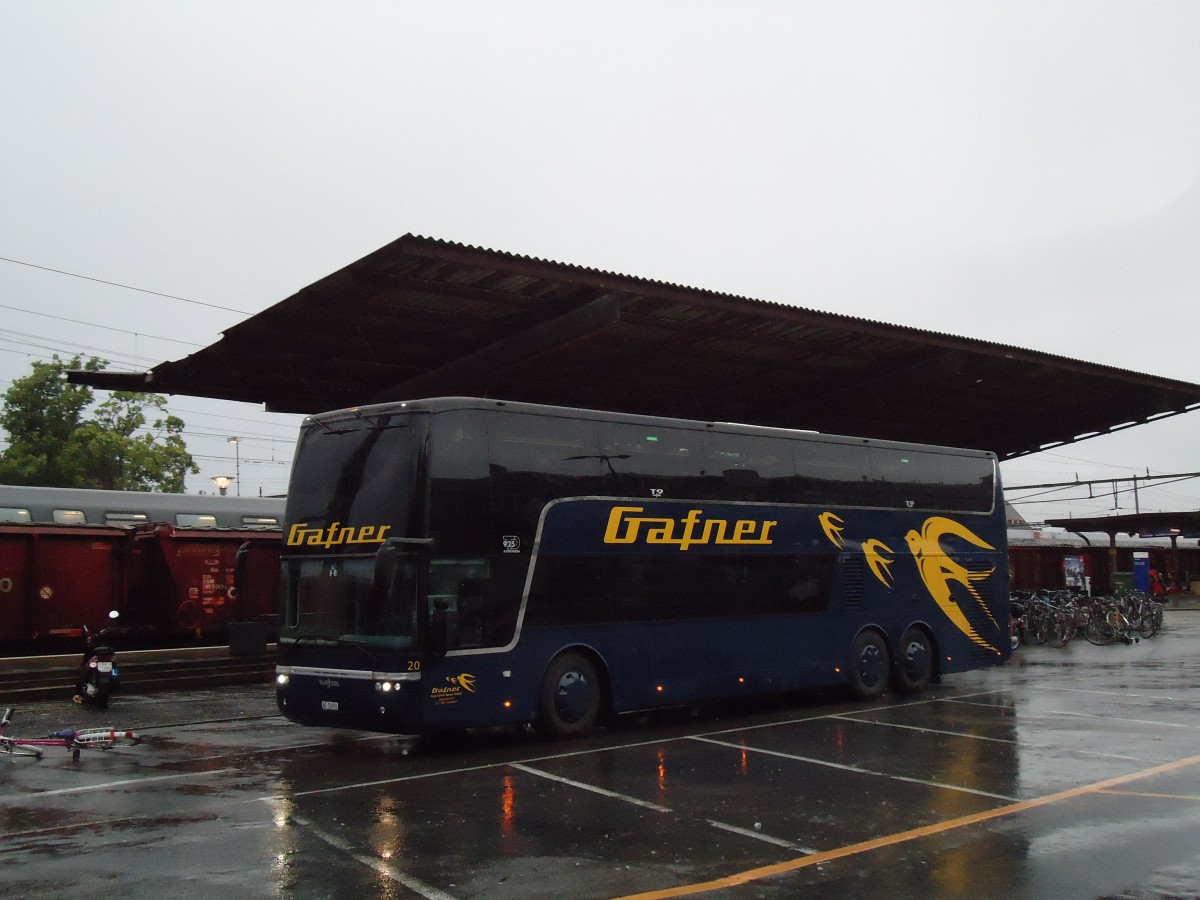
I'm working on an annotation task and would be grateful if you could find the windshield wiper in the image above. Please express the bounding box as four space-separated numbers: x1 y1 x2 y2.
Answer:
337 637 382 665
282 634 386 665
282 632 338 645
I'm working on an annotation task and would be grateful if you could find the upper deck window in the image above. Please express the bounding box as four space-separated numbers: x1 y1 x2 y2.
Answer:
53 509 87 524
288 413 418 536
599 422 703 498
0 507 32 524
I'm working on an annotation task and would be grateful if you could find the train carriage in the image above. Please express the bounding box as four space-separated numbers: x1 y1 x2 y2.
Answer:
0 486 284 651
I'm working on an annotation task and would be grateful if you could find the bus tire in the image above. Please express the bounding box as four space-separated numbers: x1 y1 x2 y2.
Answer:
536 651 601 740
891 627 933 694
849 630 890 701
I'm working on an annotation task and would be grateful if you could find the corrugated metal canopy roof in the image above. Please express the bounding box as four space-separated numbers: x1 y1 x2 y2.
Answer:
73 234 1200 459
1046 511 1200 538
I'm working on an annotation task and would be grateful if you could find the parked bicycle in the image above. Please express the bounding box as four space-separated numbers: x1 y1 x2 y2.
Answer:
1083 598 1140 646
1009 587 1164 651
1014 589 1081 648
1115 590 1164 638
0 707 140 761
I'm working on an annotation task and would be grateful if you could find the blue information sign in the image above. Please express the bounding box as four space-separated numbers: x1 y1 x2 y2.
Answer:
1132 552 1150 593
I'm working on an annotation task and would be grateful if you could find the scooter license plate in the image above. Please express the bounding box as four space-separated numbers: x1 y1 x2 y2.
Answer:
97 662 113 673
321 701 339 711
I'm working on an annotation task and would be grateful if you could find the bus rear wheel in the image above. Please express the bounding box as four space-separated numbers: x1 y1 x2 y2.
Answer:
849 630 890 701
890 627 933 694
536 651 601 740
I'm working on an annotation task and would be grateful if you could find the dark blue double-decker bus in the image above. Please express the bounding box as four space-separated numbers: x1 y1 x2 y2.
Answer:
275 398 1009 738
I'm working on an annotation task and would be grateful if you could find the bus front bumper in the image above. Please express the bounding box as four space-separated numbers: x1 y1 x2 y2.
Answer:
275 665 424 733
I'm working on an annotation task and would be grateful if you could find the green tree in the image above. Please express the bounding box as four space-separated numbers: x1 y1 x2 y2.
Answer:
0 355 198 491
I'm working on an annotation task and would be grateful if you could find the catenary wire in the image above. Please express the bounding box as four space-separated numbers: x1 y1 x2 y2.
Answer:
0 303 204 348
0 255 252 315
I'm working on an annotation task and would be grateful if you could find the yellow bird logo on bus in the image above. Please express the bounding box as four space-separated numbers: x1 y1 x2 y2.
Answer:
821 513 893 586
449 673 477 693
819 512 846 548
817 511 998 650
905 517 1000 655
862 539 896 587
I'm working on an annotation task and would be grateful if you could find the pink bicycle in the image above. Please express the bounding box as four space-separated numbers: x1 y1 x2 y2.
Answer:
1 707 140 761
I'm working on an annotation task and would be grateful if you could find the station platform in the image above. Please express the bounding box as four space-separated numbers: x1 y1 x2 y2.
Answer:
1164 592 1200 610
0 645 276 702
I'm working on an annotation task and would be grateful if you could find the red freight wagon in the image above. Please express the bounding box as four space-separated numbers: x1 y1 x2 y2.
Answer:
128 524 282 641
0 523 128 647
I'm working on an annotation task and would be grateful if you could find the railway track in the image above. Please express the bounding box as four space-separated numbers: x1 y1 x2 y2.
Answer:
0 646 276 702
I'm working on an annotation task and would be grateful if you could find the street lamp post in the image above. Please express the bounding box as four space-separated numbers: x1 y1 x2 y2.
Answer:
228 437 241 496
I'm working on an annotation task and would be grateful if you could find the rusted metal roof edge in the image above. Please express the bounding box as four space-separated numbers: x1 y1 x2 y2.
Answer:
373 234 1200 395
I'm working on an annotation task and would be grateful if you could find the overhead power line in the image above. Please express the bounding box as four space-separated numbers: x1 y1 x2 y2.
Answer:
0 329 152 369
0 255 251 315
1006 471 1200 513
1006 472 1200 492
0 302 204 347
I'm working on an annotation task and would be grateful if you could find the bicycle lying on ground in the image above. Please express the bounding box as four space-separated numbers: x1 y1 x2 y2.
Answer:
0 707 140 761
1082 597 1140 646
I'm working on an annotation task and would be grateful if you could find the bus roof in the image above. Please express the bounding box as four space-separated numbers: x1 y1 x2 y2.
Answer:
305 396 997 458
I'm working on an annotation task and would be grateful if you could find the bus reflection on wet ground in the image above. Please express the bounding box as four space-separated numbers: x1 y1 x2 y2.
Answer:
3 615 1200 900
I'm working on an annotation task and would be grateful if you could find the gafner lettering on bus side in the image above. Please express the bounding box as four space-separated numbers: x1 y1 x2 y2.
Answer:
603 506 777 550
286 522 392 548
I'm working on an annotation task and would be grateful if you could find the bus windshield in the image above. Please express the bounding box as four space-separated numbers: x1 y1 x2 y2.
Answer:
281 556 420 649
280 412 422 648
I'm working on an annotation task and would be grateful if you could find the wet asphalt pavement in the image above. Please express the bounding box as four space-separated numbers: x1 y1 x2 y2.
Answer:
3 614 1200 900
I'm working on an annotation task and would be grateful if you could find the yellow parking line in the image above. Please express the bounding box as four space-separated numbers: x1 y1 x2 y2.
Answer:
1097 788 1200 801
613 753 1200 900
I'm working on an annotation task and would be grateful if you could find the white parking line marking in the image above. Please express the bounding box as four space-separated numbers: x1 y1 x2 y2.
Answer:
705 819 818 853
277 761 501 798
291 814 458 900
507 762 671 812
691 737 1018 801
829 713 1017 743
829 713 1152 762
0 768 237 802
510 762 815 852
946 699 1200 730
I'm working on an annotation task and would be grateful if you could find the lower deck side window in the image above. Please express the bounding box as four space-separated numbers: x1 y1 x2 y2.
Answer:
525 553 835 626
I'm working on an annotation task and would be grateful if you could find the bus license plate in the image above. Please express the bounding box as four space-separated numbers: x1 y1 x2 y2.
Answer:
321 701 339 711
97 662 113 673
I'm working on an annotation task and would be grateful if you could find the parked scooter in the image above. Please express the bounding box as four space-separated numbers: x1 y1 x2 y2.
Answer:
73 611 121 710
1010 597 1028 650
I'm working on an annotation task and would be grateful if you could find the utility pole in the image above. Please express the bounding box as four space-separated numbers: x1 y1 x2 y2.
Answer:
228 437 241 496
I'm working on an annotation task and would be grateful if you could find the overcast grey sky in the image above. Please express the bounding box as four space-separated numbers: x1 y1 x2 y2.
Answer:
1 1 1197 522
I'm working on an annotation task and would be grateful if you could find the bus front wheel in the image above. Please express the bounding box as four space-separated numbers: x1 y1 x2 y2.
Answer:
849 630 890 701
536 651 601 740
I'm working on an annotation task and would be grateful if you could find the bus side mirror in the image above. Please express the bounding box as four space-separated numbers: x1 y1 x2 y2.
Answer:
373 536 433 586
428 598 450 657
373 540 402 587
